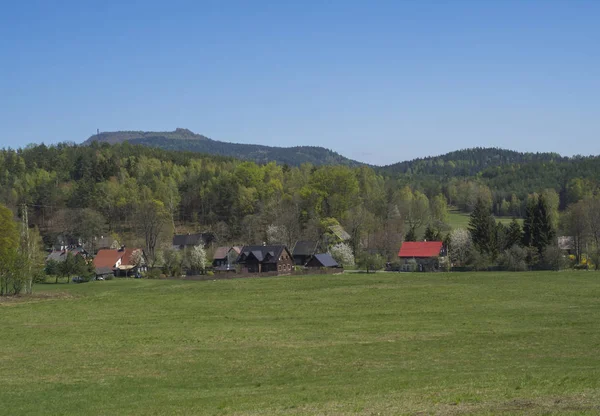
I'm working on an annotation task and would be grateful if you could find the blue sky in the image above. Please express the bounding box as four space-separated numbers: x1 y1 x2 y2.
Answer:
0 1 598 165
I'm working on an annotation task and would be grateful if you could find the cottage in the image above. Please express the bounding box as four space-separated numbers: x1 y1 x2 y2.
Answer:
236 245 293 274
93 247 146 278
305 253 340 269
398 241 445 272
212 246 242 272
95 236 120 252
46 247 87 263
172 233 217 250
292 240 318 266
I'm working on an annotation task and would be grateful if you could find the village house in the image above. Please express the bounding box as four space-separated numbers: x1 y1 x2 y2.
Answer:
305 253 340 269
212 246 242 272
46 246 88 263
172 233 217 250
236 245 294 274
398 241 446 272
292 240 318 266
93 246 146 278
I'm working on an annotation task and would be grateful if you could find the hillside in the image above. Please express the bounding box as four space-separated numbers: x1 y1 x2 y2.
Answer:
83 128 361 167
379 147 565 177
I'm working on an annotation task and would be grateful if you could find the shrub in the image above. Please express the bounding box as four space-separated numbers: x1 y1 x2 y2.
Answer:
467 250 491 271
539 245 567 271
145 269 162 279
499 245 527 271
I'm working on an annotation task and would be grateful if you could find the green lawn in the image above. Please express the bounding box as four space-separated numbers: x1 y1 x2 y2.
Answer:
448 210 521 230
2 272 600 415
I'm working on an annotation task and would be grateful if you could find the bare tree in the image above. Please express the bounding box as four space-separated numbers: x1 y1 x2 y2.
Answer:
136 188 169 263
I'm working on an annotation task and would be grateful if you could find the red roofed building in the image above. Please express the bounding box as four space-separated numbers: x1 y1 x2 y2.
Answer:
398 241 446 272
93 247 146 277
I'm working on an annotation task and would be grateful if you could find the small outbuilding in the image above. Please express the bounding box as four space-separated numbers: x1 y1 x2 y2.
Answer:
292 240 318 266
212 246 242 272
398 241 445 272
305 253 340 269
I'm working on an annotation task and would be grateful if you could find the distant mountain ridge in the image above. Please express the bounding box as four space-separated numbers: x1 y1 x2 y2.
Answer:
379 147 566 177
83 128 362 167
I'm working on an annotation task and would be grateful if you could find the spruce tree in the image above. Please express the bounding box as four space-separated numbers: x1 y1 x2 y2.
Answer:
533 195 555 254
522 197 536 247
423 224 436 241
404 227 417 242
468 198 496 256
506 218 523 249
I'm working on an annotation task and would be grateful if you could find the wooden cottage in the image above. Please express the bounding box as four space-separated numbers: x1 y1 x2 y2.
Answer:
236 245 293 274
398 241 445 272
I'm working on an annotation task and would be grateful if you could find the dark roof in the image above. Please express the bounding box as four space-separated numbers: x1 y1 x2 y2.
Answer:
95 266 114 276
96 236 117 250
293 241 317 257
46 250 69 263
173 233 216 247
398 241 443 258
46 249 84 263
237 245 289 264
310 253 339 268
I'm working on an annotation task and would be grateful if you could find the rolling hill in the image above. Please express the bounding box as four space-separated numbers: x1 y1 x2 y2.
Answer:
83 128 362 167
378 147 566 177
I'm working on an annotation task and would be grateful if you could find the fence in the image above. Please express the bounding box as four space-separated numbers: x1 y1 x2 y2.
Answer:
167 267 343 281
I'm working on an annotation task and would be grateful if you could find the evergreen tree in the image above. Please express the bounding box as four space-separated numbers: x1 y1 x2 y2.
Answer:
468 198 496 256
424 224 435 241
522 197 536 247
533 195 555 254
506 218 523 249
404 227 417 242
495 222 508 253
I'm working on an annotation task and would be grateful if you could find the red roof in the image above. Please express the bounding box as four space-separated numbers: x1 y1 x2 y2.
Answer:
120 248 141 266
398 241 443 258
93 249 124 269
93 248 143 269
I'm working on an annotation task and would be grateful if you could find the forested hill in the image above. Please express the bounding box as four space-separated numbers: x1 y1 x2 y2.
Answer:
83 128 361 167
379 148 565 177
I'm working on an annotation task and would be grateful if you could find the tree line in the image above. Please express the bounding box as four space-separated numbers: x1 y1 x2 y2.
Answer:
1 141 600 293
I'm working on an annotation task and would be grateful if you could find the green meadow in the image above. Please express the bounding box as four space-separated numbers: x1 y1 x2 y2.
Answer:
1 272 599 415
448 210 520 230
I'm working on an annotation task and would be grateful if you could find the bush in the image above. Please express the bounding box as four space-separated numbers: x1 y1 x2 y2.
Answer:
499 245 527 272
206 271 214 277
467 250 491 271
539 245 567 271
145 269 162 279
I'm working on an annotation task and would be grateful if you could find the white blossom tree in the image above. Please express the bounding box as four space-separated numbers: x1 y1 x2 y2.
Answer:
329 243 355 267
189 244 208 274
450 228 472 267
266 224 288 245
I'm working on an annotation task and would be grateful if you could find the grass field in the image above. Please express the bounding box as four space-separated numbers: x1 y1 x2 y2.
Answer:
448 210 521 230
2 272 600 415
